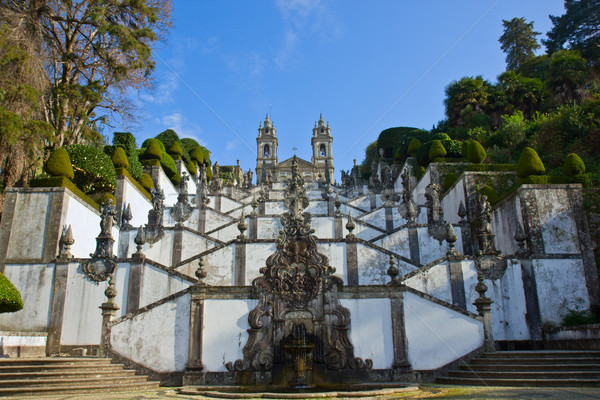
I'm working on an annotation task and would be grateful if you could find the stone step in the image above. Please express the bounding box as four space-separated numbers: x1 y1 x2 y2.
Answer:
0 374 151 388
481 351 600 359
436 376 600 387
0 381 160 396
471 357 600 365
460 363 600 372
0 357 113 365
0 369 137 380
447 370 600 380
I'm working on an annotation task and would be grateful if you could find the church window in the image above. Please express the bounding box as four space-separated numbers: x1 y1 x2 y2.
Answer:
319 144 326 157
264 144 270 157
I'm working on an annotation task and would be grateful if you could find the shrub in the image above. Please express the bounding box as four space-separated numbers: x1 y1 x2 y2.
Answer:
168 141 184 161
0 272 23 313
161 151 180 185
112 132 137 156
564 153 586 176
520 175 550 184
112 147 129 169
569 173 592 188
461 140 471 159
190 146 206 164
140 173 155 191
416 166 426 180
181 138 200 155
407 138 421 156
561 308 597 327
517 147 545 179
44 147 74 180
140 139 163 161
187 161 197 175
155 129 180 151
443 172 457 192
479 185 500 205
127 152 143 181
467 140 486 164
429 140 447 160
142 138 165 152
65 144 117 194
206 165 213 181
440 139 463 158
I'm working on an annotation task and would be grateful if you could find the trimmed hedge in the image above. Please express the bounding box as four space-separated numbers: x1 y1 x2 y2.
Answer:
113 132 137 156
564 153 586 176
155 129 180 152
115 168 152 201
517 147 545 179
160 151 180 186
101 193 116 205
429 140 447 160
407 138 421 156
139 173 155 192
168 141 184 161
464 164 517 172
140 139 163 161
187 161 198 176
190 146 206 164
479 185 500 205
65 144 117 194
443 172 458 192
30 176 100 211
112 147 129 169
0 272 23 313
44 147 74 179
141 159 161 167
467 140 486 164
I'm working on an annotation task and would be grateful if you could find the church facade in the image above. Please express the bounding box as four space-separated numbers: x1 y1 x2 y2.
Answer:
255 114 334 184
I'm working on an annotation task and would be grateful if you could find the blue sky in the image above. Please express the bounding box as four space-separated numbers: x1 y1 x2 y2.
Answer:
123 0 566 177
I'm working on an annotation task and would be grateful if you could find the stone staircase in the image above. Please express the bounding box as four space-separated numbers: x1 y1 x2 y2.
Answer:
0 357 159 396
437 350 600 386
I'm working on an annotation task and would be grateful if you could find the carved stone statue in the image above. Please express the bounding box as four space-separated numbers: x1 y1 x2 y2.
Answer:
100 199 118 236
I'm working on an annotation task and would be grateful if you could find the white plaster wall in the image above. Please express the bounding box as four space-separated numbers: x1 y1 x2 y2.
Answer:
317 243 346 283
404 292 483 370
202 299 257 372
140 230 174 266
441 177 466 225
404 263 452 304
305 201 328 215
63 194 102 258
155 167 178 207
534 258 590 326
198 246 234 285
138 265 192 308
375 229 411 260
307 190 324 200
417 227 457 265
209 222 239 242
265 201 286 215
258 217 283 240
347 195 371 211
115 263 130 317
205 210 234 233
228 204 254 219
491 194 523 256
356 244 389 285
357 208 387 231
311 217 334 239
0 264 53 332
221 197 241 213
111 292 190 372
61 263 107 345
120 177 152 228
536 189 580 254
340 298 394 369
246 243 277 284
180 231 215 261
414 169 431 206
7 192 51 260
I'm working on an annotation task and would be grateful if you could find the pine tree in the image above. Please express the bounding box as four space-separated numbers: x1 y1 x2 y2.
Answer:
499 17 541 70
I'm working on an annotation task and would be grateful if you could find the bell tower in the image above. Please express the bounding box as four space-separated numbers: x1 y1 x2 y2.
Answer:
256 113 278 184
311 113 334 180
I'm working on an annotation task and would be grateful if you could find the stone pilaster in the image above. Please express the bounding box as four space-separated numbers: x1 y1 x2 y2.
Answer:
213 195 222 213
345 241 359 286
519 189 545 254
385 205 394 233
172 227 183 265
0 190 18 270
258 201 265 216
234 242 246 286
407 227 420 265
520 258 542 343
183 293 206 385
198 208 206 234
448 258 466 310
369 193 377 210
334 216 343 239
390 292 410 376
126 262 144 314
43 191 68 263
249 214 258 240
46 262 69 355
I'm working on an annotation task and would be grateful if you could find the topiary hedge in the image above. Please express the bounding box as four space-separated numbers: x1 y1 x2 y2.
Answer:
443 172 458 192
140 139 163 161
112 147 129 169
190 146 206 164
113 132 137 156
187 161 197 175
429 140 447 160
407 138 421 156
30 176 100 210
142 138 165 152
0 272 23 313
65 144 117 194
168 141 184 161
479 185 500 205
517 147 545 179
44 147 74 180
467 140 486 164
139 173 155 191
161 151 180 186
564 153 586 176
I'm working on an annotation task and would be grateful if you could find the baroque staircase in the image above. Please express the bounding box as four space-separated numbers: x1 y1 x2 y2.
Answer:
0 357 158 396
437 350 600 386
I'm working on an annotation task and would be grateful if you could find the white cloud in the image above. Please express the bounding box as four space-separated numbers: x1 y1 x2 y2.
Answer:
161 112 207 146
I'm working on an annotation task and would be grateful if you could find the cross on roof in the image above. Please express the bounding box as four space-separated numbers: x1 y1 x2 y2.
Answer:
292 146 297 156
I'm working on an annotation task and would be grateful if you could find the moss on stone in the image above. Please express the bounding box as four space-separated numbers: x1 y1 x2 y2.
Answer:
517 147 545 179
44 147 74 180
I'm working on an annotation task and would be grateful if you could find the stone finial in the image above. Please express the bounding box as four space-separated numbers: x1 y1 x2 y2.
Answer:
237 212 247 240
250 197 258 217
346 212 356 240
133 226 146 260
446 223 459 256
458 200 467 223
121 204 134 230
100 274 119 357
387 254 400 285
514 220 529 257
334 194 342 217
58 225 75 260
195 257 207 285
104 274 117 302
473 272 495 352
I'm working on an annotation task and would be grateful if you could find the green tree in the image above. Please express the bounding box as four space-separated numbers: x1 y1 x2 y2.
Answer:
444 76 491 127
497 71 544 117
499 17 541 70
495 111 528 162
543 0 600 65
1 0 173 147
545 50 589 104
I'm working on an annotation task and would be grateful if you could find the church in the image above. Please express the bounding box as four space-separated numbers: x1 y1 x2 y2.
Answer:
256 113 334 184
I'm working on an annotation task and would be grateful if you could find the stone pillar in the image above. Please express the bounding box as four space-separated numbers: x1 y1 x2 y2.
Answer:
213 194 222 213
519 258 542 343
519 189 545 254
43 190 68 263
46 261 70 355
334 215 343 239
234 242 246 286
345 241 359 286
183 292 206 385
369 193 377 210
0 190 18 269
198 207 207 234
474 274 495 352
258 200 265 216
328 195 335 216
172 227 183 265
126 261 144 314
448 257 466 310
390 291 411 377
99 275 119 358
385 205 394 233
249 214 258 239
407 227 420 265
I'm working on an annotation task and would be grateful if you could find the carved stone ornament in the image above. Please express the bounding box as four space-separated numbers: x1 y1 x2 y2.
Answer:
475 254 507 280
57 225 75 260
145 187 165 244
425 183 447 242
82 258 117 283
226 159 372 376
171 173 193 227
